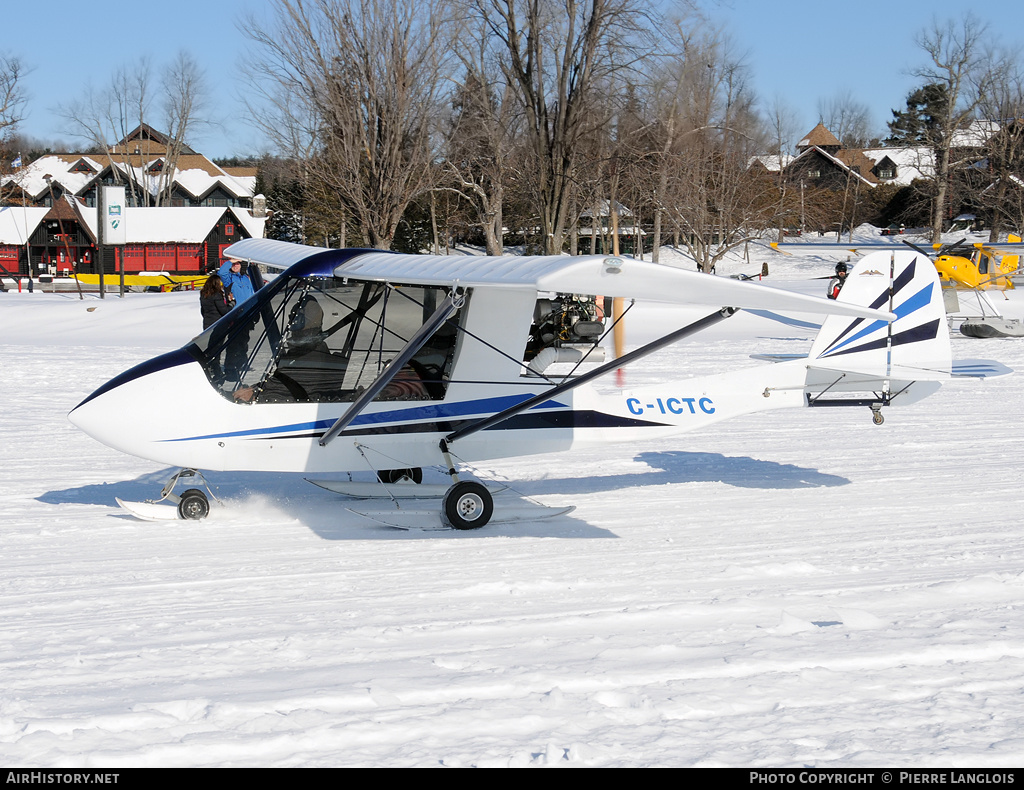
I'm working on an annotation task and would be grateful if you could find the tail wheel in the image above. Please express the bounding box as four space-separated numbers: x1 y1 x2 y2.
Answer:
442 481 493 530
177 488 210 520
378 467 423 484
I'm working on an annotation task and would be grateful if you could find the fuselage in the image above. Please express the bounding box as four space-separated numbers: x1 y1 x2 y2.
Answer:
67 260 810 473
68 332 810 474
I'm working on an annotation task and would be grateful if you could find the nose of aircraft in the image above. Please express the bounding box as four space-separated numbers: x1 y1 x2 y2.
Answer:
68 348 201 457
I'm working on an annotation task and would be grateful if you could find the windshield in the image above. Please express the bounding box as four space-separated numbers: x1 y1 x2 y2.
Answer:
190 274 461 404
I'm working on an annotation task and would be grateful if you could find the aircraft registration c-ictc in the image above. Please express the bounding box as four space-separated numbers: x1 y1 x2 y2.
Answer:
69 239 1001 529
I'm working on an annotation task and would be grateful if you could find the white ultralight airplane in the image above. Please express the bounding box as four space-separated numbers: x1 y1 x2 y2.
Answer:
69 240 1003 529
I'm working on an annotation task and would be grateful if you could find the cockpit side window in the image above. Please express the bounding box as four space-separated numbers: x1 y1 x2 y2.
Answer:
190 275 461 404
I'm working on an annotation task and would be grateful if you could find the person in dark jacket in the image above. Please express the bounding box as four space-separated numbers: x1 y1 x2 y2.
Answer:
200 275 233 329
827 262 848 299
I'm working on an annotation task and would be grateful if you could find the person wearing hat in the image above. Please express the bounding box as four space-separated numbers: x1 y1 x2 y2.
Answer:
827 262 848 300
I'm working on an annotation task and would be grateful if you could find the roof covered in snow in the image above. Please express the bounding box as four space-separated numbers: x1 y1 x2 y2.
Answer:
3 151 255 203
76 205 266 244
860 147 934 185
0 206 50 245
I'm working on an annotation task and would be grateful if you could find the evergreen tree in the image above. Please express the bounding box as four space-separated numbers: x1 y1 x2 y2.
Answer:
885 83 948 145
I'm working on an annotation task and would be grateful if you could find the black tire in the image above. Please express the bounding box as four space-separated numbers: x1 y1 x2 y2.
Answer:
378 467 423 485
177 488 210 520
442 481 493 530
872 411 884 426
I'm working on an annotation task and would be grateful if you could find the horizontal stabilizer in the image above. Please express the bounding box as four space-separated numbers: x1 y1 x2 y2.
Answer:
951 359 1013 378
809 362 950 382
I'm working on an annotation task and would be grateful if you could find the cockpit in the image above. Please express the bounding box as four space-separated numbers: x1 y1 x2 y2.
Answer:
188 273 462 405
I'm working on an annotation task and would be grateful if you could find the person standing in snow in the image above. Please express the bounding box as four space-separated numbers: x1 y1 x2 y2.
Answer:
218 259 255 307
827 262 848 299
200 275 233 329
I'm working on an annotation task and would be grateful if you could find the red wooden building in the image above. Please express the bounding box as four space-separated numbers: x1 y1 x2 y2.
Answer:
0 198 266 279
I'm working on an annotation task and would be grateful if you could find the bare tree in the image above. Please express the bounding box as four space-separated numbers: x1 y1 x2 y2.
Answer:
59 56 206 207
978 56 1024 240
659 28 770 272
0 54 26 147
816 89 874 148
245 0 453 250
58 60 150 206
763 95 802 239
242 51 322 244
442 36 524 255
911 14 1000 242
635 22 695 263
472 0 653 255
154 51 208 206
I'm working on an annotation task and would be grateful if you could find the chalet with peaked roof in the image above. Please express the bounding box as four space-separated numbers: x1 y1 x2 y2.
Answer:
2 125 257 209
111 122 197 156
761 121 1001 191
750 120 1018 232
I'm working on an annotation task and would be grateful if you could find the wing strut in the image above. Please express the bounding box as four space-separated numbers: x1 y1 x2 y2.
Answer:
318 290 463 447
441 307 737 449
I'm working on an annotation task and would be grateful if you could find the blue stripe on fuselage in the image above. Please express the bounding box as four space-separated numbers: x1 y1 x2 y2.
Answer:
162 393 568 442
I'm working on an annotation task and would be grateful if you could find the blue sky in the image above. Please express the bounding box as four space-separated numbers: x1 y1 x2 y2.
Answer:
7 0 260 159
718 0 1020 142
5 0 1020 159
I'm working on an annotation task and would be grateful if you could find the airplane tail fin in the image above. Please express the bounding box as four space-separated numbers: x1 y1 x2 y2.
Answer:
805 250 951 408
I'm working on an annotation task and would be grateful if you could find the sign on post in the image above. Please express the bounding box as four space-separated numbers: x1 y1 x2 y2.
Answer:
103 186 126 246
101 186 126 297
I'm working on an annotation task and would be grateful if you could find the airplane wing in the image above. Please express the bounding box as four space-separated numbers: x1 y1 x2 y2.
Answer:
225 238 895 323
770 241 922 254
967 241 1024 256
771 240 1024 257
223 239 340 271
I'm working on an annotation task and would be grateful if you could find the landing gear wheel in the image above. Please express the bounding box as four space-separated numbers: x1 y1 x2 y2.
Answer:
871 410 884 425
378 467 423 484
442 481 493 530
177 488 210 520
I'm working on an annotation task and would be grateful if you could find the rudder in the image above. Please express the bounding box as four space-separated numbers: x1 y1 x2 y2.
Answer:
808 250 951 381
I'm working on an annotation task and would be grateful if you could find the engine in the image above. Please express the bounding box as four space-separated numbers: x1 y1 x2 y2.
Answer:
524 294 607 370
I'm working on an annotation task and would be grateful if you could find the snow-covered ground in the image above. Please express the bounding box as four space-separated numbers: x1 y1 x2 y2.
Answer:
2 240 1024 767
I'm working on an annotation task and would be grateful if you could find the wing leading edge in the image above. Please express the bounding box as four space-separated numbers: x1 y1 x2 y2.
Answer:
224 238 894 322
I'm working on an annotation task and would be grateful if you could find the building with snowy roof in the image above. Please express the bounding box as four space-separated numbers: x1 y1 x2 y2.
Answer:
2 125 258 210
0 198 266 279
756 121 1001 191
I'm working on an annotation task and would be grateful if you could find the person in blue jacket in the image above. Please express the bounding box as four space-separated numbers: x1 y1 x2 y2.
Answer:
218 259 255 306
